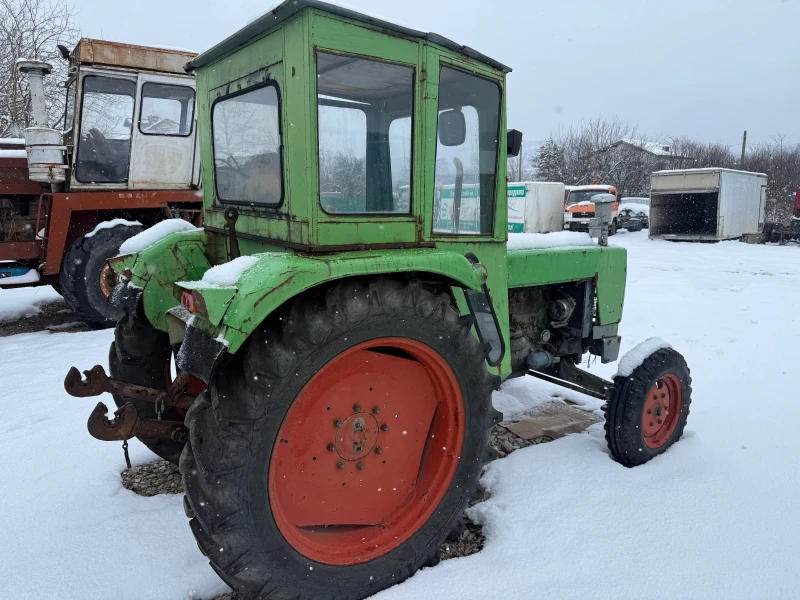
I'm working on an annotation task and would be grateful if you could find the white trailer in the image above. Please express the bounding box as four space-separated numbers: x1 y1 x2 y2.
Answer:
507 181 565 234
649 168 767 241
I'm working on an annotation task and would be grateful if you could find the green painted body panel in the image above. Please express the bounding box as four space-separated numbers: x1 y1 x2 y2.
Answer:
108 4 628 382
507 245 627 324
177 247 484 353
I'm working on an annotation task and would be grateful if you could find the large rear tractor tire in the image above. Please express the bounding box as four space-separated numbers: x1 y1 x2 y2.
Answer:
60 223 142 328
109 314 188 464
605 347 691 467
181 278 499 600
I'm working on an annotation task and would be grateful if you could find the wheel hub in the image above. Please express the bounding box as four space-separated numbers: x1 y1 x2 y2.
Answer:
334 411 379 461
642 373 682 449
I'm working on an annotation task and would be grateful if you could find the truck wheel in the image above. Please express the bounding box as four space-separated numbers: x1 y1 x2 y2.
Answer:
609 218 618 236
108 314 193 464
60 223 143 328
605 348 691 467
181 278 499 600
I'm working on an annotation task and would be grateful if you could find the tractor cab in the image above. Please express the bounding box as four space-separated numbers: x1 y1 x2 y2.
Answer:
21 39 199 190
189 1 512 252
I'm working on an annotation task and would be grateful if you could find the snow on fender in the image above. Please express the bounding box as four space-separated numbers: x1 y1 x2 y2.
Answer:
615 337 672 377
118 219 202 255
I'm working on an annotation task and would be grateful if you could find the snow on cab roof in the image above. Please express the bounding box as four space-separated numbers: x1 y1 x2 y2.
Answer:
187 0 511 73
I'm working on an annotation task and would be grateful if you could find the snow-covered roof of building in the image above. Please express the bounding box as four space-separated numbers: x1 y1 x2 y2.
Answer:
616 139 675 156
187 0 511 74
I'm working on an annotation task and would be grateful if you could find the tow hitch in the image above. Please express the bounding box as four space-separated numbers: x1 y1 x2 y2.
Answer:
64 365 194 443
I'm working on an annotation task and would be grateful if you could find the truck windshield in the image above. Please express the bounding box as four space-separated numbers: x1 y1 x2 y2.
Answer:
316 52 414 214
75 76 136 183
567 190 612 205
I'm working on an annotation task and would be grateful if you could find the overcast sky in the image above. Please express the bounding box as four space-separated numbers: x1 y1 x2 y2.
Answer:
74 0 800 149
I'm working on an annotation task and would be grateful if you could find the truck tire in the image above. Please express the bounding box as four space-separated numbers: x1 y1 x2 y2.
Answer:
605 348 691 467
108 313 188 464
60 223 143 328
181 278 500 600
609 218 618 236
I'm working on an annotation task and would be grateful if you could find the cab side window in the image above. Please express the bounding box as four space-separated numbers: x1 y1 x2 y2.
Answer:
317 52 414 214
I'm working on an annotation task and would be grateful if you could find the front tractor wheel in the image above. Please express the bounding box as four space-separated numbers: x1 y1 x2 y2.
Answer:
60 223 143 328
605 348 692 467
181 279 499 600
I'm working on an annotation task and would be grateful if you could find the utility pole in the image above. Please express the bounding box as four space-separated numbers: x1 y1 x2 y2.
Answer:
740 130 747 169
518 148 522 181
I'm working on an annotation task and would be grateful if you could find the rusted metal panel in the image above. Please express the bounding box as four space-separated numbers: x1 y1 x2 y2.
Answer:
75 38 197 75
0 241 42 261
0 156 43 196
43 189 201 275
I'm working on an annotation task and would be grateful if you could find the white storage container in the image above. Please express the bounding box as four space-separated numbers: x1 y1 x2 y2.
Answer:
649 168 766 241
507 181 566 234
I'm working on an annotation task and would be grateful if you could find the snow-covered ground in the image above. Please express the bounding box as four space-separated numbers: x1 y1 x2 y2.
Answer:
1 230 799 599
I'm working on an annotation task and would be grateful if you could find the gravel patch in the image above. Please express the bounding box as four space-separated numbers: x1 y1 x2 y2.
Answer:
0 300 89 336
121 460 183 496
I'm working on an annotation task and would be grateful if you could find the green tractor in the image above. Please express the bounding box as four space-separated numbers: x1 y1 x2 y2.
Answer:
65 2 692 598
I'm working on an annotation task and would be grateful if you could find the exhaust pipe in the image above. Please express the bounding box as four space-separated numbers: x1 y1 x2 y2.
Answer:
16 59 67 185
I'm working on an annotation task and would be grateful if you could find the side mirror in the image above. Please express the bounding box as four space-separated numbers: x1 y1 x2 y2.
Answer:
438 109 466 146
507 129 523 157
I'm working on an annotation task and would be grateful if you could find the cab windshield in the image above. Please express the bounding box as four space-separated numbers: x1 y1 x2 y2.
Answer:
568 190 612 205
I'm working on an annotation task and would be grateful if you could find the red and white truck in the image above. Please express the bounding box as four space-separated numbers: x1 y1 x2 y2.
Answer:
0 39 202 327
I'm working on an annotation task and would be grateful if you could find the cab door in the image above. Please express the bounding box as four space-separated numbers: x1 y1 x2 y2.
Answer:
128 73 197 189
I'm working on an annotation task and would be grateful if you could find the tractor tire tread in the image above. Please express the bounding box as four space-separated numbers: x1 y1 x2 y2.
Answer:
181 277 497 600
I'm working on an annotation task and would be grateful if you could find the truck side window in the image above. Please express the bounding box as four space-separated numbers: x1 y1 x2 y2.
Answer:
317 52 414 214
212 84 282 205
433 67 501 235
139 82 195 136
76 76 136 183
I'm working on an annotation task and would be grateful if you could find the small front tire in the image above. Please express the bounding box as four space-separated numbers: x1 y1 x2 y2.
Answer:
605 347 691 467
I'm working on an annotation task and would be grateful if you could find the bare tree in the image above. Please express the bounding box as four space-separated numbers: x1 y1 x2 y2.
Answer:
0 0 77 137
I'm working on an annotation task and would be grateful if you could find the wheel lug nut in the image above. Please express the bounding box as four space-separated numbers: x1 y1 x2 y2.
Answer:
658 419 663 424
649 422 654 427
374 446 383 455
353 404 361 413
647 409 652 414
356 461 365 470
334 419 342 428
372 406 380 415
327 443 336 452
380 424 389 432
336 461 345 470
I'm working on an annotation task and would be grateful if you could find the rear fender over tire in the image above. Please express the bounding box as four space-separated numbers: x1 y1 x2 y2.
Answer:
181 277 501 600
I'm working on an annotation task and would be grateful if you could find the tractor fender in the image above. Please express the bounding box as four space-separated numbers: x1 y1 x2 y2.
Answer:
182 248 485 354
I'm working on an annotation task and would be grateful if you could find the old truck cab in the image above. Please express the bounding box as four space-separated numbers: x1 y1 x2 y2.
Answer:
563 184 619 234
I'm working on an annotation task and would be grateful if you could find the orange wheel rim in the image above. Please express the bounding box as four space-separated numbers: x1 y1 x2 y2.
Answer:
98 263 116 299
268 338 465 566
642 373 682 449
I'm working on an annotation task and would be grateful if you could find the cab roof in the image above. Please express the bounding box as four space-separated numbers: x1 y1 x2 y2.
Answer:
186 0 511 74
74 38 197 75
